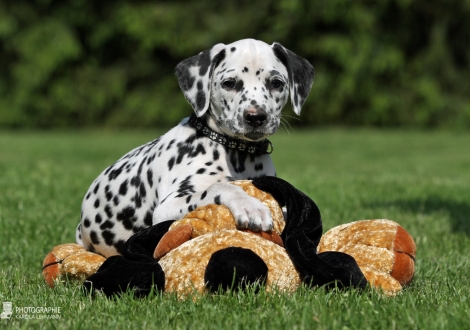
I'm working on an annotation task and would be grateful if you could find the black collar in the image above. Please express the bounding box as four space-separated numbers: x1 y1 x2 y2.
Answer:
188 114 273 155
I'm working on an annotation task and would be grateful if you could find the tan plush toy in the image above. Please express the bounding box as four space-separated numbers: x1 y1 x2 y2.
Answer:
152 184 415 295
42 244 105 287
43 177 416 297
318 220 416 294
154 180 302 294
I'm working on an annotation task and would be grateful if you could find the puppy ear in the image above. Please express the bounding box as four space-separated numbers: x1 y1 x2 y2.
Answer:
175 44 226 117
271 43 315 115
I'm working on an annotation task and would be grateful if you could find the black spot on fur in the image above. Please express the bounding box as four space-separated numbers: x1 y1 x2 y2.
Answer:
95 213 102 224
94 199 100 208
108 163 125 180
214 195 221 205
255 163 264 171
173 141 206 166
119 180 128 196
231 47 236 52
175 175 195 198
100 220 114 230
144 211 153 226
133 191 143 208
146 153 156 165
117 206 136 230
102 230 115 246
186 195 192 204
93 183 100 194
196 81 206 110
230 150 248 173
201 190 207 200
197 168 206 174
213 149 220 161
113 195 120 206
90 231 100 244
177 71 195 95
130 176 141 187
235 79 244 92
166 139 176 151
139 183 147 198
104 205 113 218
105 191 113 202
197 49 212 76
168 157 175 171
185 133 198 145
83 218 91 228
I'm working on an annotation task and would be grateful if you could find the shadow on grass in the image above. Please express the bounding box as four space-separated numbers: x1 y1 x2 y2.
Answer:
364 197 470 236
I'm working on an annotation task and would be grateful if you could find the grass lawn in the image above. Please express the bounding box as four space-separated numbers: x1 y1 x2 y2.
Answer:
0 128 469 329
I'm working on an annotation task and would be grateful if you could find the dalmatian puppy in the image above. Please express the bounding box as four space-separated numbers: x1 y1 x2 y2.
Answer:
76 39 314 257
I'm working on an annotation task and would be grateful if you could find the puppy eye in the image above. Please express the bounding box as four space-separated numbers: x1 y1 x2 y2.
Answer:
270 79 284 89
222 79 236 89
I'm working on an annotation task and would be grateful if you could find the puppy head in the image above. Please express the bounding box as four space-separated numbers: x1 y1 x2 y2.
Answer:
176 39 314 141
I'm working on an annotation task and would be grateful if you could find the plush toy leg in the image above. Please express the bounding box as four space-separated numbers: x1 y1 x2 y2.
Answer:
204 247 268 293
83 256 165 298
317 219 416 294
154 224 193 259
42 243 105 287
82 221 173 297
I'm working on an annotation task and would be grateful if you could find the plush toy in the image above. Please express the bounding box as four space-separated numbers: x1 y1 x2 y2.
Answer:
42 177 416 297
42 244 105 287
318 219 416 294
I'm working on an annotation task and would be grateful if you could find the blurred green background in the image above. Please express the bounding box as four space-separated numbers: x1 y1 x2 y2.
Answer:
1 0 469 129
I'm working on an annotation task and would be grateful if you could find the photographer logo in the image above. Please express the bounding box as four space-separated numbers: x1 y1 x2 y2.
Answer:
1 302 12 319
1 302 61 320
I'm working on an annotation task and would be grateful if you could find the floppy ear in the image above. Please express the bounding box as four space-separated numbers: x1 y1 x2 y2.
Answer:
271 43 315 115
175 43 226 117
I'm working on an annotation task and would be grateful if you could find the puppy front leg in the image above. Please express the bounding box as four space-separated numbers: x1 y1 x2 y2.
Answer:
153 182 273 231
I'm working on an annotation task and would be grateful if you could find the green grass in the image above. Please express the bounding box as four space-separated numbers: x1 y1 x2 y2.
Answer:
0 128 469 329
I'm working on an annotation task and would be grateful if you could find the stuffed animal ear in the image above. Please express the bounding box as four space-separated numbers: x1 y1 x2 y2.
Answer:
175 43 226 117
271 43 315 115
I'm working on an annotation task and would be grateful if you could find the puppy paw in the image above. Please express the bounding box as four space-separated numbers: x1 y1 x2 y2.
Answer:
226 195 274 232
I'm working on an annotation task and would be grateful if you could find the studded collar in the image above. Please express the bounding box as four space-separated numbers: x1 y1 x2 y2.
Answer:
188 114 273 155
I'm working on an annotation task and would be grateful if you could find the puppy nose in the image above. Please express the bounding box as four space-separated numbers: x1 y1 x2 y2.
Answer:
244 108 267 128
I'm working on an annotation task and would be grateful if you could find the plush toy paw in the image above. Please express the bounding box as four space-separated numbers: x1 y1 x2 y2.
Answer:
317 219 416 295
42 243 105 287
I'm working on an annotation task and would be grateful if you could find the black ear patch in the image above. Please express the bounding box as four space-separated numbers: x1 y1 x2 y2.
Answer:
175 45 226 116
272 43 315 115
